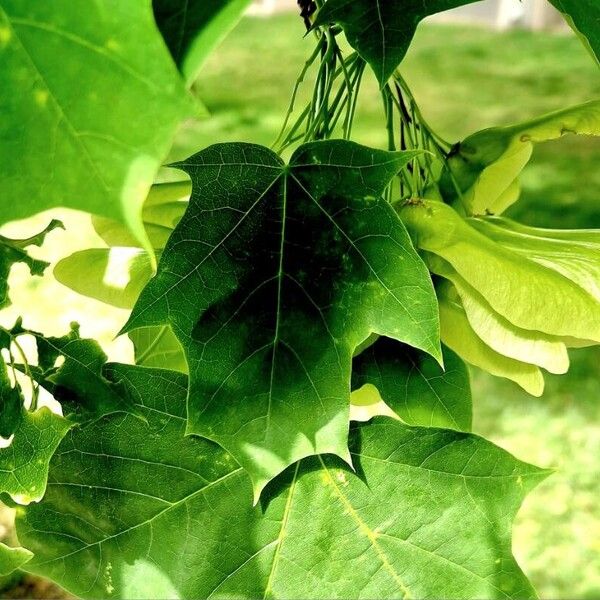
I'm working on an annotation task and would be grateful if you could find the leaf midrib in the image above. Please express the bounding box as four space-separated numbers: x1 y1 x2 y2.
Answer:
262 462 300 599
318 456 412 599
127 173 282 329
266 170 288 436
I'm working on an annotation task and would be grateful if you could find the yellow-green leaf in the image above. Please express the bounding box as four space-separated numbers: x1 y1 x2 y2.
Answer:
399 200 600 343
441 100 600 215
0 543 32 577
427 253 569 374
437 281 544 397
92 181 190 249
54 248 154 310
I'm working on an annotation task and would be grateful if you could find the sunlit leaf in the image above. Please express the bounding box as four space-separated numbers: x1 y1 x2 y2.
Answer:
54 248 154 310
0 1 193 248
17 364 546 599
129 326 187 373
92 181 190 249
469 216 600 303
427 253 569 374
399 199 600 343
0 543 32 576
437 281 545 396
0 407 71 504
56 183 191 310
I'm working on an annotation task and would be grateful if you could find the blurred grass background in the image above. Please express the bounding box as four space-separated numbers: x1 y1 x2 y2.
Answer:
1 13 599 599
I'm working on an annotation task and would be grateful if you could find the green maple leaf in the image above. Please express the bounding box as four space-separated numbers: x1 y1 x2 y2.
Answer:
17 364 547 599
153 0 252 86
0 1 193 248
352 339 472 431
0 328 71 505
124 140 440 497
314 0 479 85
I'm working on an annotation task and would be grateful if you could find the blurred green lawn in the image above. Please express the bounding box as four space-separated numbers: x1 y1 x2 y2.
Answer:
1 12 599 600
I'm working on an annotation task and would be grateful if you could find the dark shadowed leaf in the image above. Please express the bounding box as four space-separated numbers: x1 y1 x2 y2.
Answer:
547 0 600 65
352 339 472 431
25 324 141 423
0 353 24 439
153 0 252 85
124 140 440 497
